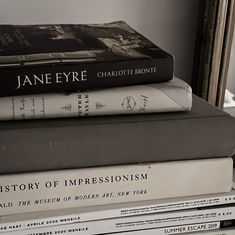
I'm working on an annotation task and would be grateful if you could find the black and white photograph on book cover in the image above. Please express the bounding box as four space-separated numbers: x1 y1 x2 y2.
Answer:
0 21 161 66
0 18 175 96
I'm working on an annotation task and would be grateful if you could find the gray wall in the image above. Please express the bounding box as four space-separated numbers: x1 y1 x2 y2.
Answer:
227 26 235 94
0 0 199 84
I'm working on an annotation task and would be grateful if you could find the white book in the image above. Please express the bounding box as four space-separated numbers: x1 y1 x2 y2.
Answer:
2 222 221 235
0 77 192 120
0 158 232 216
107 222 222 235
109 222 232 235
4 205 235 235
1 189 235 232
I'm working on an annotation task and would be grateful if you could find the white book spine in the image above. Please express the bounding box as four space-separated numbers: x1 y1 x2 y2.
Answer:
0 78 192 120
113 221 221 235
3 222 221 235
0 158 232 216
6 204 235 235
113 222 222 235
1 190 235 232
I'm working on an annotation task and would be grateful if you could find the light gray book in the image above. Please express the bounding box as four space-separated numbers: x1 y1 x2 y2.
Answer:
0 158 232 216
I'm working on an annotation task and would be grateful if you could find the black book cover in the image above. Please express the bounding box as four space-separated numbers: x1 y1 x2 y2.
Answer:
0 95 234 174
0 21 174 97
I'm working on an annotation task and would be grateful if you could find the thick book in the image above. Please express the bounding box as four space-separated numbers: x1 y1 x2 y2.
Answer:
0 158 232 216
0 95 234 174
4 202 235 235
0 21 173 97
0 77 192 120
1 188 235 232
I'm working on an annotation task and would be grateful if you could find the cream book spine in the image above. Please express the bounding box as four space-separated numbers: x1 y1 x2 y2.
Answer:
0 77 192 120
0 158 232 216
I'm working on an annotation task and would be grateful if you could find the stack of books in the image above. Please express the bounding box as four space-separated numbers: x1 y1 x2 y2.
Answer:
0 21 234 235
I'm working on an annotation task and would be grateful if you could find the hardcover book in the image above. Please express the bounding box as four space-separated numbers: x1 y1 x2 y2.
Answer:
0 158 232 216
0 95 234 174
0 21 174 97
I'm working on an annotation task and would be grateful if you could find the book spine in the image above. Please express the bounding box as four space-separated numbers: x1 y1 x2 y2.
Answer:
0 158 232 216
1 191 235 232
0 57 173 97
1 98 234 175
115 221 232 235
5 204 235 235
2 222 221 235
0 81 191 120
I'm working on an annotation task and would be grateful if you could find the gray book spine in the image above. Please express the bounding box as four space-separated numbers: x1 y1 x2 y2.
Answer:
0 95 234 174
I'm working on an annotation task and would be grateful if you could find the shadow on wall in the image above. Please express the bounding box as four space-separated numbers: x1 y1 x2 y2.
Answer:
100 0 199 84
227 24 235 95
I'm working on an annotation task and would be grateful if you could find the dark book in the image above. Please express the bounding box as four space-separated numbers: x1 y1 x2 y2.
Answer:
192 0 218 100
0 95 234 174
0 21 173 97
